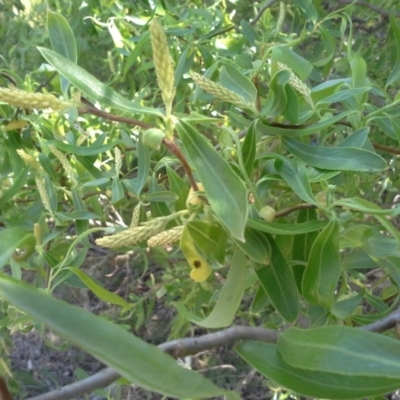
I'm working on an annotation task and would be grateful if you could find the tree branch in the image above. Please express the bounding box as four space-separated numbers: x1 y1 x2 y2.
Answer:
361 306 400 333
79 98 152 129
372 142 400 155
25 326 278 400
251 0 280 25
25 305 400 400
334 0 400 18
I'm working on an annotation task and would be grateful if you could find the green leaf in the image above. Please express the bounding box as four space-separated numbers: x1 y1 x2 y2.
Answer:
279 326 400 379
247 218 325 235
38 47 161 116
0 229 36 267
46 10 77 63
111 178 125 204
0 274 228 398
386 8 400 87
282 137 387 172
219 64 257 105
316 87 371 108
291 208 319 292
166 166 189 211
271 47 313 80
67 267 131 308
236 341 400 399
260 70 290 117
55 211 100 221
302 218 340 308
254 235 299 323
241 120 257 177
44 174 58 212
260 111 356 137
337 127 370 148
234 228 271 264
47 140 118 156
176 120 248 241
141 191 178 203
135 134 150 196
274 156 316 204
334 197 400 216
331 290 364 320
187 221 227 262
0 167 28 209
187 247 247 328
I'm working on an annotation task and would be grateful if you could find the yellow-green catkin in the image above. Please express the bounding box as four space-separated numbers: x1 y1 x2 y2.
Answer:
16 149 42 172
48 145 75 181
147 225 184 247
130 203 141 228
35 176 53 216
190 72 247 107
33 223 42 247
277 63 314 108
96 218 166 248
0 87 72 111
149 20 175 115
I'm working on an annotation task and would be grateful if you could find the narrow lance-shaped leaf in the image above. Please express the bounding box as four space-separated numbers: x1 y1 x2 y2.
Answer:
247 218 326 235
254 235 299 323
47 11 77 63
176 120 248 241
38 47 161 117
386 7 400 88
219 64 257 105
0 274 228 399
241 119 257 177
278 326 400 380
46 10 77 93
186 247 247 328
302 218 340 309
282 137 387 172
274 156 316 204
136 134 150 196
236 341 400 400
291 208 319 292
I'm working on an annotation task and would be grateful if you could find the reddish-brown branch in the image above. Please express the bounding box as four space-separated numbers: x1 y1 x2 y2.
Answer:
372 142 400 155
162 138 199 191
79 98 152 129
275 203 317 218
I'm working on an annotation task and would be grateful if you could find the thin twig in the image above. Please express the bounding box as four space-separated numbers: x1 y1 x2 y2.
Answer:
162 138 199 191
251 0 280 25
25 326 278 400
275 203 317 218
79 97 152 129
334 0 399 18
372 142 400 155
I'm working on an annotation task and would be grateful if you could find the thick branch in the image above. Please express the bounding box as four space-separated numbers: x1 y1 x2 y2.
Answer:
275 203 317 218
25 326 278 400
25 304 400 400
361 306 400 333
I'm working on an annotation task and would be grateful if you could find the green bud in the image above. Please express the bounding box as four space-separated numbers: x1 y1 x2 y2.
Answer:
142 128 165 150
258 205 276 222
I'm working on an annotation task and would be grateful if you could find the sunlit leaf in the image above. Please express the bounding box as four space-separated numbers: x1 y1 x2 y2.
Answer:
236 341 400 399
0 275 228 398
176 120 248 241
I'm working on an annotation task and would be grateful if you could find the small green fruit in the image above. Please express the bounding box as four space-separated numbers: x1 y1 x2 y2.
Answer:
142 128 165 150
258 205 276 222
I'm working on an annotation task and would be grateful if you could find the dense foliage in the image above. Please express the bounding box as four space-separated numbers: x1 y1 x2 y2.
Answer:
2 1 400 399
